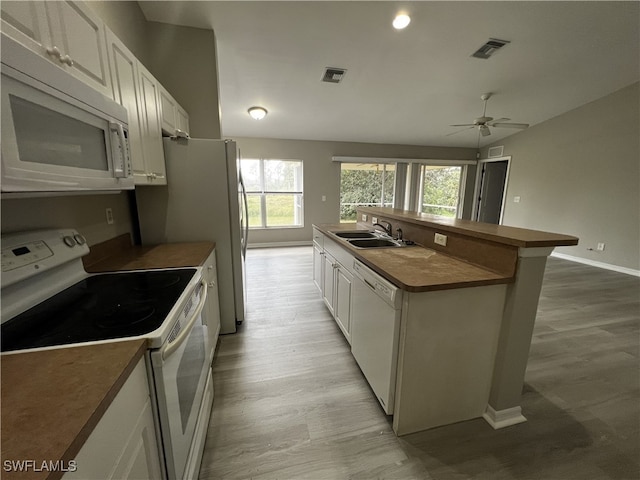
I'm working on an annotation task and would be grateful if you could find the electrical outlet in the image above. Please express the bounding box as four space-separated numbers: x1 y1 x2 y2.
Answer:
372 217 378 224
321 195 326 202
597 242 605 252
105 208 114 225
362 214 368 222
434 233 447 246
513 196 521 203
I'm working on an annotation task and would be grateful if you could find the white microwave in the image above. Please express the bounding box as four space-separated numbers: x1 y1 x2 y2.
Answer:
1 33 133 194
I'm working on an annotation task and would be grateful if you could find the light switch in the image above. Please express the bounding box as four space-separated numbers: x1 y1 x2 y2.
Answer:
513 196 521 203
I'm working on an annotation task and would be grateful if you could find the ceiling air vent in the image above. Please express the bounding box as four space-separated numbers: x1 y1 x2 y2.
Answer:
471 38 510 59
322 67 347 83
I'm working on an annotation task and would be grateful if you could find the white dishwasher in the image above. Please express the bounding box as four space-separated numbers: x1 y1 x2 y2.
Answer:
351 259 403 414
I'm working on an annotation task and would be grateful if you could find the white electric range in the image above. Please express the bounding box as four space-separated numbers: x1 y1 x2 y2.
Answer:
1 229 214 480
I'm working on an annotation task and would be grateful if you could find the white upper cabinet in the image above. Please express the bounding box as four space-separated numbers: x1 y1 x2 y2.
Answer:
176 105 190 136
105 29 151 186
137 63 166 185
1 0 112 98
2 0 191 187
159 84 190 138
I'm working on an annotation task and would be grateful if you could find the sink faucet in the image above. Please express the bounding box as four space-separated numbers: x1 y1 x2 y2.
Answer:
373 221 392 236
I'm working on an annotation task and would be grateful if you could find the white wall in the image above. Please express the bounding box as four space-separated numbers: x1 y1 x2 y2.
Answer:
234 137 476 245
482 82 639 271
1 192 133 246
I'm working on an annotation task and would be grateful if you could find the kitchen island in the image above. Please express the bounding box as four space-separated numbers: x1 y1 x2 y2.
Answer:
314 207 578 435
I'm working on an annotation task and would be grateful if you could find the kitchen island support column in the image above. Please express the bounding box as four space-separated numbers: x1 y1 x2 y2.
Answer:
483 247 554 428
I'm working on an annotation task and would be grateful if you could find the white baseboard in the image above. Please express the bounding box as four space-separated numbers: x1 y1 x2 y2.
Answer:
551 252 640 277
248 241 312 249
482 405 527 429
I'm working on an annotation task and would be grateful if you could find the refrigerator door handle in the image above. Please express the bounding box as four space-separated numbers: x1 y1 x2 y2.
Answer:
239 171 249 258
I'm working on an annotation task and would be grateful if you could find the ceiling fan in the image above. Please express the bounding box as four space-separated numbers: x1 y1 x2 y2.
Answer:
448 93 529 141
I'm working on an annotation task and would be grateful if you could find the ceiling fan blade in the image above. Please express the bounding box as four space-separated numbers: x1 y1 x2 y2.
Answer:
486 117 510 125
491 122 529 129
445 126 475 136
449 123 476 127
480 125 491 137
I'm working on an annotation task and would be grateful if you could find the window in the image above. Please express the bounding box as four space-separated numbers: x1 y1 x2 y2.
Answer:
340 163 395 222
241 158 303 228
419 165 463 217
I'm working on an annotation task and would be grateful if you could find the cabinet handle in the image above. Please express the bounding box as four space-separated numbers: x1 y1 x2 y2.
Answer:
61 55 74 67
46 46 62 60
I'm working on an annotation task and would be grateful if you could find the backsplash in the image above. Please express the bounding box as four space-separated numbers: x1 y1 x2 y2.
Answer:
1 192 134 246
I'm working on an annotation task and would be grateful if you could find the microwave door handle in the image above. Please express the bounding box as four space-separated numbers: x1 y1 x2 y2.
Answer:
111 122 129 178
161 280 208 360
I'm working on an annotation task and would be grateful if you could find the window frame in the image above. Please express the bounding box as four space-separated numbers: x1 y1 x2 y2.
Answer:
242 158 304 229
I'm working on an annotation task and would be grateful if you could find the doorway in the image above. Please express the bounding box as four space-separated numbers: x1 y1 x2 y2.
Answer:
473 157 510 224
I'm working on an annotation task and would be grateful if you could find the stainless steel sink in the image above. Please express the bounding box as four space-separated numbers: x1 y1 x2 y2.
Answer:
332 230 378 239
348 238 403 248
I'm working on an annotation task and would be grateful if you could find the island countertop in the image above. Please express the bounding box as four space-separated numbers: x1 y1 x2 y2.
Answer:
314 223 514 292
357 207 579 248
1 340 147 480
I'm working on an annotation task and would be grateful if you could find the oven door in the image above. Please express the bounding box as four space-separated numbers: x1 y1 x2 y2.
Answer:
151 280 211 480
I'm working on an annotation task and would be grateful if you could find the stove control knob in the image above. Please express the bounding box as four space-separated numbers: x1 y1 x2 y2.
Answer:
74 234 86 245
63 235 76 247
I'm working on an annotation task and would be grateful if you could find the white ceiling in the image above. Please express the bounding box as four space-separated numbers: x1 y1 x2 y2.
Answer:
139 1 639 149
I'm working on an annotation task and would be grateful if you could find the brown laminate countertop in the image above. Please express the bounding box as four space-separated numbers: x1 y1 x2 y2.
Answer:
83 234 215 273
358 207 579 248
1 340 147 480
315 224 513 292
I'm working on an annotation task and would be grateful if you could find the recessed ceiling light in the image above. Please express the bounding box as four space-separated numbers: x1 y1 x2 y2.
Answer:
248 106 267 120
393 13 411 30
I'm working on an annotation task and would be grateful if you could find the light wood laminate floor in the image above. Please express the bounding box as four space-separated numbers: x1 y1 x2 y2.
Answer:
199 247 639 480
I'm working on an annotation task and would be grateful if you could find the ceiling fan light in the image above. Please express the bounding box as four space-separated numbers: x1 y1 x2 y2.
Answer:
248 106 267 120
393 14 411 30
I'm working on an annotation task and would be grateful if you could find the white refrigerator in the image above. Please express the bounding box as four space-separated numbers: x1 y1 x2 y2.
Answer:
136 138 247 334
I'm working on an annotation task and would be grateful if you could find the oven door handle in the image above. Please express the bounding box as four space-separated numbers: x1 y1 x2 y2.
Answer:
162 280 208 360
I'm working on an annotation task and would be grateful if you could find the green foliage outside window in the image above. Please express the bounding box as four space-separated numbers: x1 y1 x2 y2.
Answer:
340 164 395 222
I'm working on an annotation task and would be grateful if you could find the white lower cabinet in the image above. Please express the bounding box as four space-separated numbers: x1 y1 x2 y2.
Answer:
334 264 353 341
63 357 162 480
203 249 221 358
314 232 353 343
321 250 336 316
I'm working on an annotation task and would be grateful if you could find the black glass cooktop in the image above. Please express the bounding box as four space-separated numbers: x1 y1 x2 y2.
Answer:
1 269 197 352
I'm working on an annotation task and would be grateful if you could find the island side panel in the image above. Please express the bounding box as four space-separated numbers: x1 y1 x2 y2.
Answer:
486 249 551 420
392 284 507 436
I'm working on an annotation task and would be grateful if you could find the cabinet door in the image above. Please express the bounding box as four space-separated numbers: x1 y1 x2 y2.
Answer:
105 29 146 183
312 243 323 291
1 1 111 98
203 250 221 359
176 105 190 136
47 1 112 98
1 1 54 54
158 85 177 135
334 266 353 343
63 359 163 480
137 64 166 184
322 251 336 315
